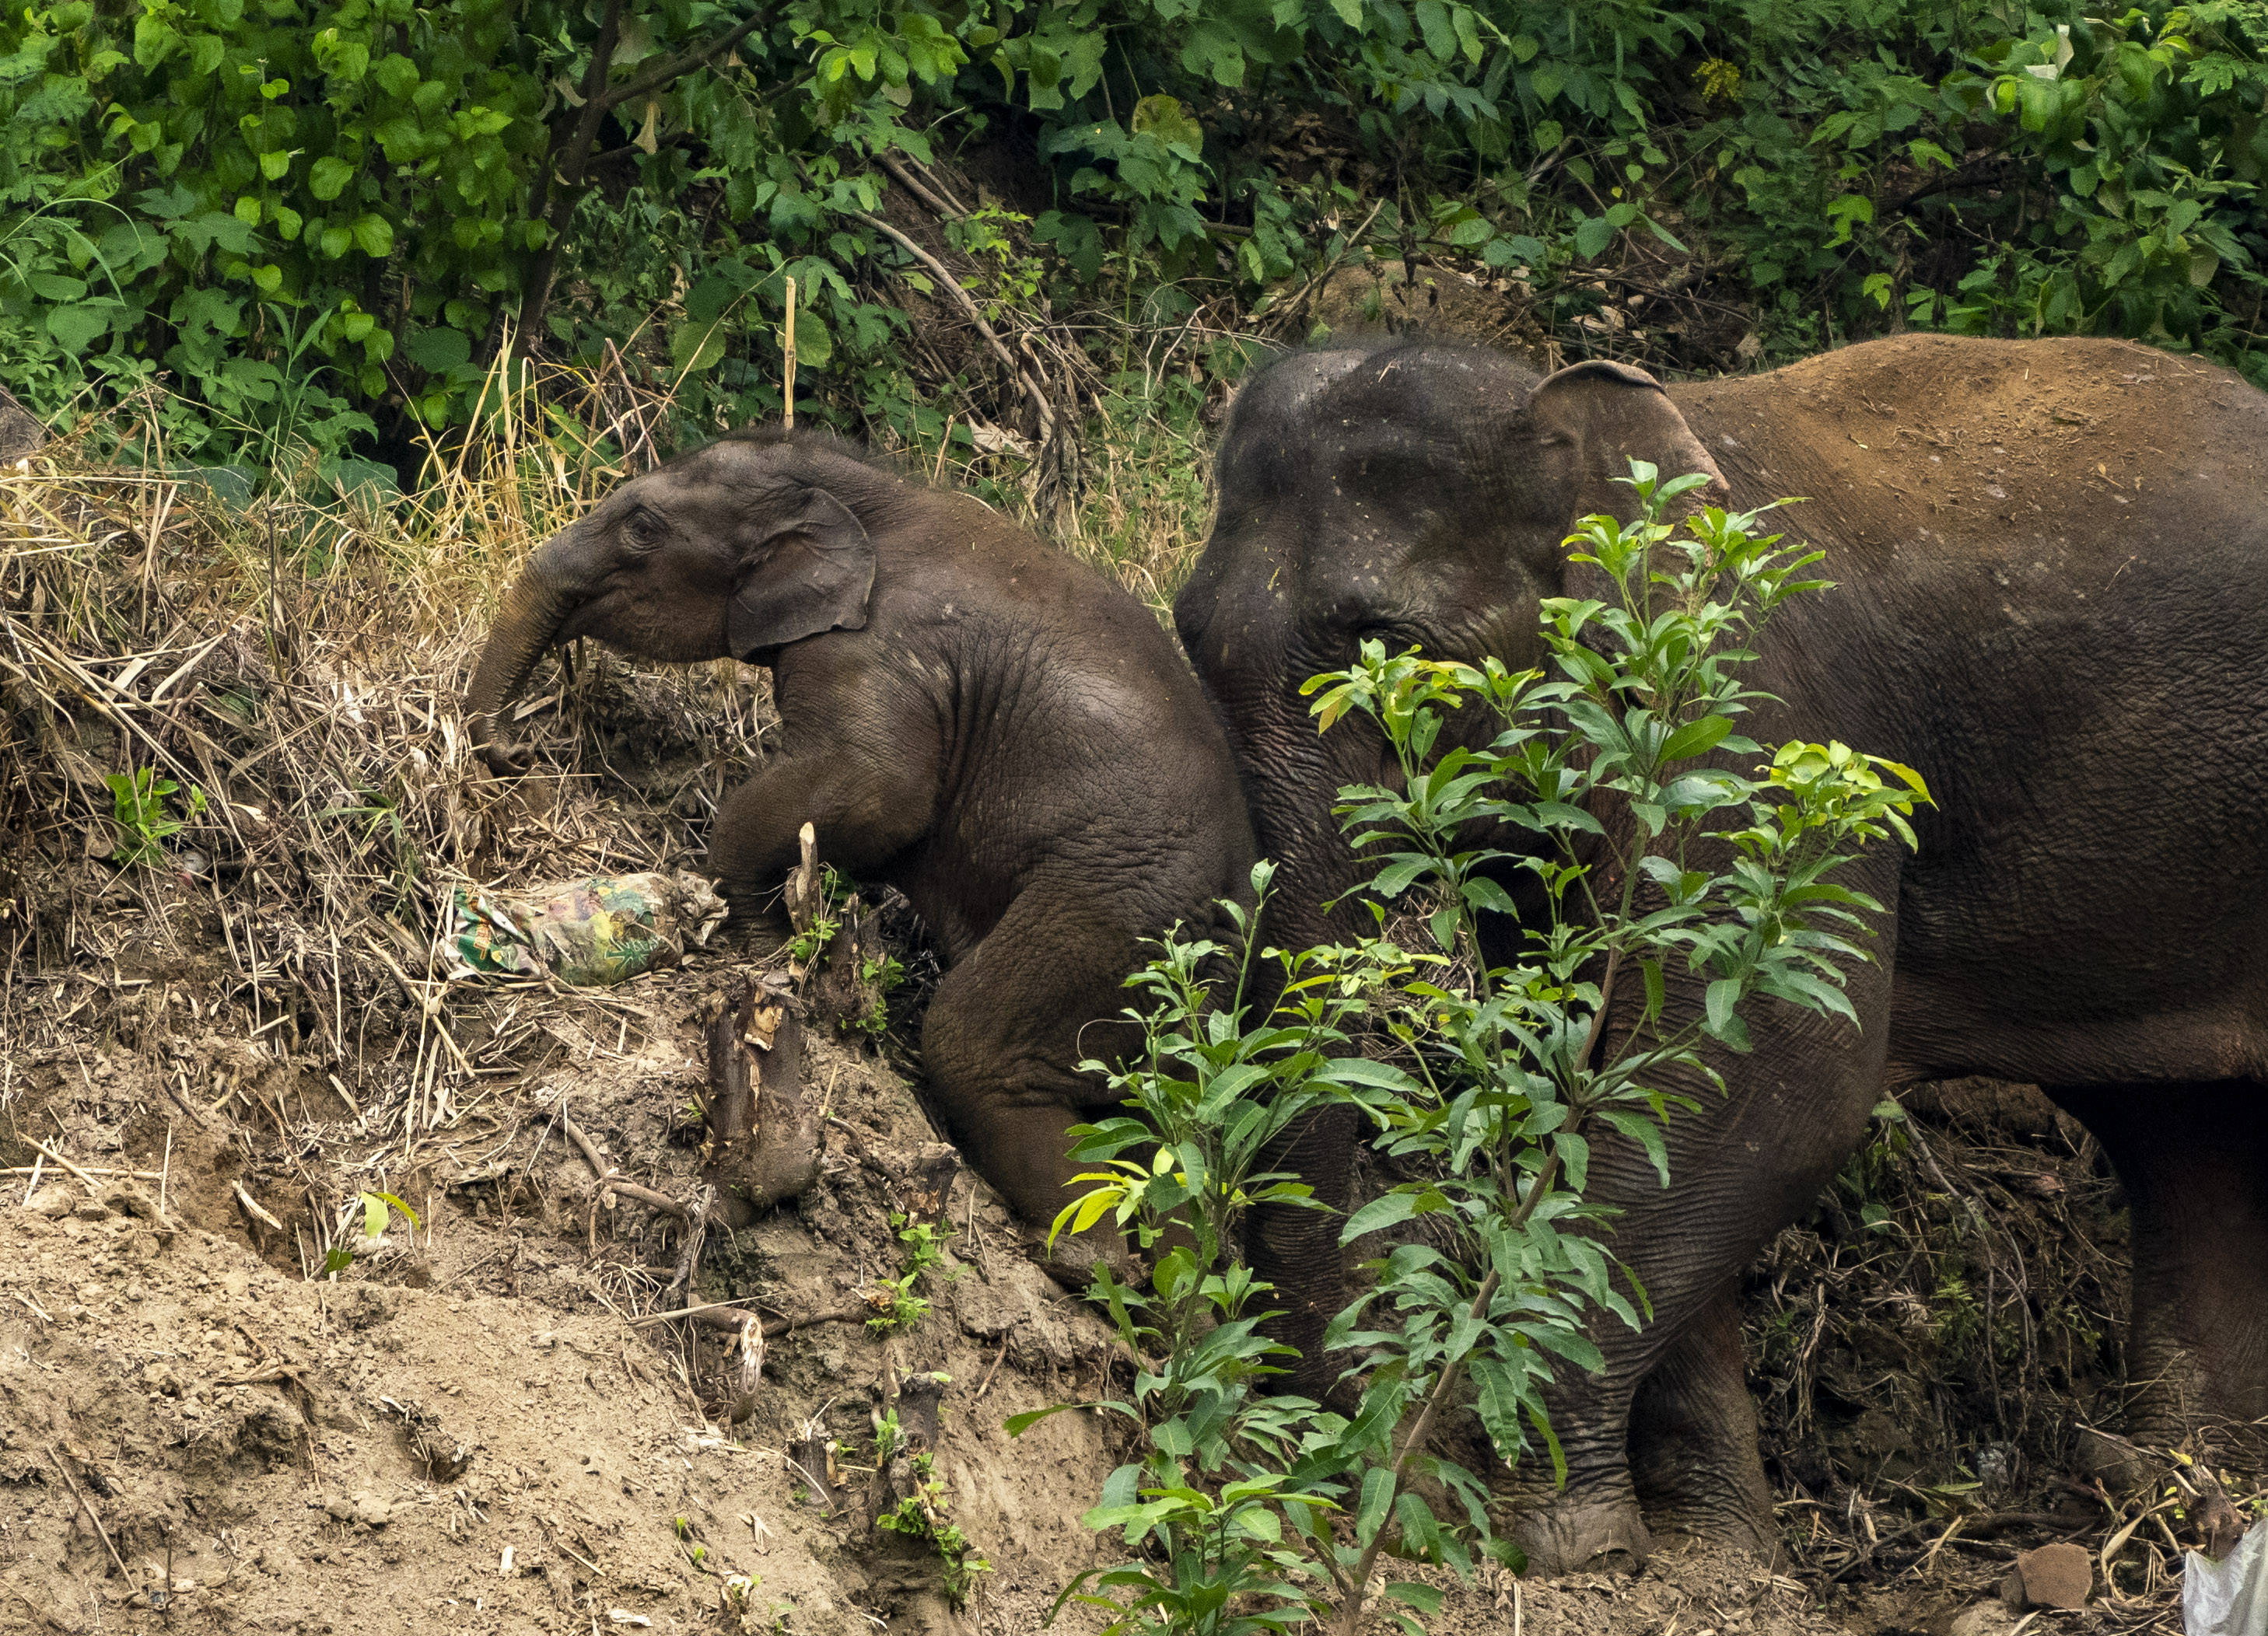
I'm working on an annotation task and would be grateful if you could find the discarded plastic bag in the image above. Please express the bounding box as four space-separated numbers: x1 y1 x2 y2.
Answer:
441 872 727 986
2185 1521 2266 1635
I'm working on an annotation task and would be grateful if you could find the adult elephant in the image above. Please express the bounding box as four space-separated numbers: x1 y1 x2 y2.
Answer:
1173 334 2268 1572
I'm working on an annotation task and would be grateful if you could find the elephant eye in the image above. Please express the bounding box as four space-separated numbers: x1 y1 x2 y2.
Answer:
621 508 664 553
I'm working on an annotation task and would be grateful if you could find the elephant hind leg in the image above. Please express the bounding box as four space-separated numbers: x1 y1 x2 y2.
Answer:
1626 1283 1776 1559
2049 1080 2268 1468
916 886 1145 1277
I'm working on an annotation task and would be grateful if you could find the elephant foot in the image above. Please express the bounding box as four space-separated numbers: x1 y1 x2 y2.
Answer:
1509 1495 1654 1577
1626 1284 1778 1564
722 897 796 960
1636 1507 1780 1568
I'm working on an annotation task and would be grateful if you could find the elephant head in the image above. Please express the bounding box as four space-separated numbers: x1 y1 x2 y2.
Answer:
1172 340 1726 945
465 429 879 775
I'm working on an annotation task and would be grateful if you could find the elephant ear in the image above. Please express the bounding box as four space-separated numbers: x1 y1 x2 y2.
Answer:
727 484 876 660
1528 358 1727 527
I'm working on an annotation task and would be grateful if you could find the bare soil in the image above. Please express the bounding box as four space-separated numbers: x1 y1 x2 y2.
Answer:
2 939 1135 1636
0 960 2172 1636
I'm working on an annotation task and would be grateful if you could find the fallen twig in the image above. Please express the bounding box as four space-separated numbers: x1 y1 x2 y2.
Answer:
233 1180 285 1232
49 1448 130 1582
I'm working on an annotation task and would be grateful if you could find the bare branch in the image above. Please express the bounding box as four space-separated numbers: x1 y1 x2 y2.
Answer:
846 208 1057 439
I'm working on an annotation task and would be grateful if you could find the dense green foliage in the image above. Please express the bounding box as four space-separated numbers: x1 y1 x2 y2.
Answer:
2 0 2264 477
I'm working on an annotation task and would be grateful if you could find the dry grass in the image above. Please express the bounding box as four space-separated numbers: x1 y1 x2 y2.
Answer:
0 390 777 1267
1748 1078 2265 1630
0 341 1223 1272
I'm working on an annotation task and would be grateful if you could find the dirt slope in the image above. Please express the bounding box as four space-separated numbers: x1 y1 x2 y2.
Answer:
1 946 1130 1636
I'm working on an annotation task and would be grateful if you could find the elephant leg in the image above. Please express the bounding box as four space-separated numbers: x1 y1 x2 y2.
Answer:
2048 1081 2268 1466
1627 1282 1775 1557
917 885 1145 1277
707 750 937 940
1246 1103 1358 1402
1502 874 1898 1576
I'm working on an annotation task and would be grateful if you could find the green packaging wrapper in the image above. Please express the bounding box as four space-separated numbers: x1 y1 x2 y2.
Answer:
441 871 727 986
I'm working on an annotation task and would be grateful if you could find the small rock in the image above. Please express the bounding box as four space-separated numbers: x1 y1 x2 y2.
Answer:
1951 1603 2015 1636
257 1542 302 1577
2011 1541 2092 1610
350 1491 393 1528
28 1186 75 1218
74 1200 114 1222
324 1494 355 1522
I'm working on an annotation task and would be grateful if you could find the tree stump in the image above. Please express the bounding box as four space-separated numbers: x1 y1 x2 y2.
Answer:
700 975 820 1225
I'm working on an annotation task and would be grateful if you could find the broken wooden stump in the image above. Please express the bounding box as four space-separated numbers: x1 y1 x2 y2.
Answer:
782 820 894 1037
699 974 821 1228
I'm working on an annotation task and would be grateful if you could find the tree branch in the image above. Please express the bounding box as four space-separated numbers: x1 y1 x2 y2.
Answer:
510 3 769 353
846 207 1057 439
1328 1135 1567 1636
596 8 772 114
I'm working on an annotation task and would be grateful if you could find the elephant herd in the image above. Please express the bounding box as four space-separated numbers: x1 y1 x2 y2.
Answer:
466 333 2268 1575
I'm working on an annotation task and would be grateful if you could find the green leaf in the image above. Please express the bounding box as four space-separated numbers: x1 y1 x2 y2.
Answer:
1003 1404 1075 1435
1384 1583 1444 1614
1658 713 1731 763
1341 1190 1424 1244
404 327 471 372
792 308 833 369
671 319 728 376
1129 94 1204 160
1704 977 1741 1036
310 156 355 201
372 53 418 99
349 213 393 257
47 304 113 349
1356 1466 1395 1547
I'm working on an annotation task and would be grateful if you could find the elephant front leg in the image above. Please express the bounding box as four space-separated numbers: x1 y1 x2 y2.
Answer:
1493 1286 1769 1575
1496 1358 1656 1575
706 752 936 939
1627 1282 1776 1557
916 886 1149 1281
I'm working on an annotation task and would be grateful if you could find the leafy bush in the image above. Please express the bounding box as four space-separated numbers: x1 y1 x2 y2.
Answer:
6 0 2262 484
1023 468 1929 1633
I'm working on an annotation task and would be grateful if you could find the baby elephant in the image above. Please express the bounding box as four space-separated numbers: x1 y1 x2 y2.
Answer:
464 427 1255 1264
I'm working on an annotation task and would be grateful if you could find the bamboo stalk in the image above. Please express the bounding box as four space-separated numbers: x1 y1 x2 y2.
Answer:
782 276 798 429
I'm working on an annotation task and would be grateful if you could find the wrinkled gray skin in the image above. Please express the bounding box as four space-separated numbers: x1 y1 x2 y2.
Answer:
1174 334 2268 1572
467 427 1257 1270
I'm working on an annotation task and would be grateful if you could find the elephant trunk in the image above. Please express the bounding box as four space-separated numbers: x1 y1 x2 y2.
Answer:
465 547 580 777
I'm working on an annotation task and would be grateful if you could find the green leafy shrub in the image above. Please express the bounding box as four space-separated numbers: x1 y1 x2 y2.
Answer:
6 0 2263 483
105 766 204 864
1022 467 1930 1633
